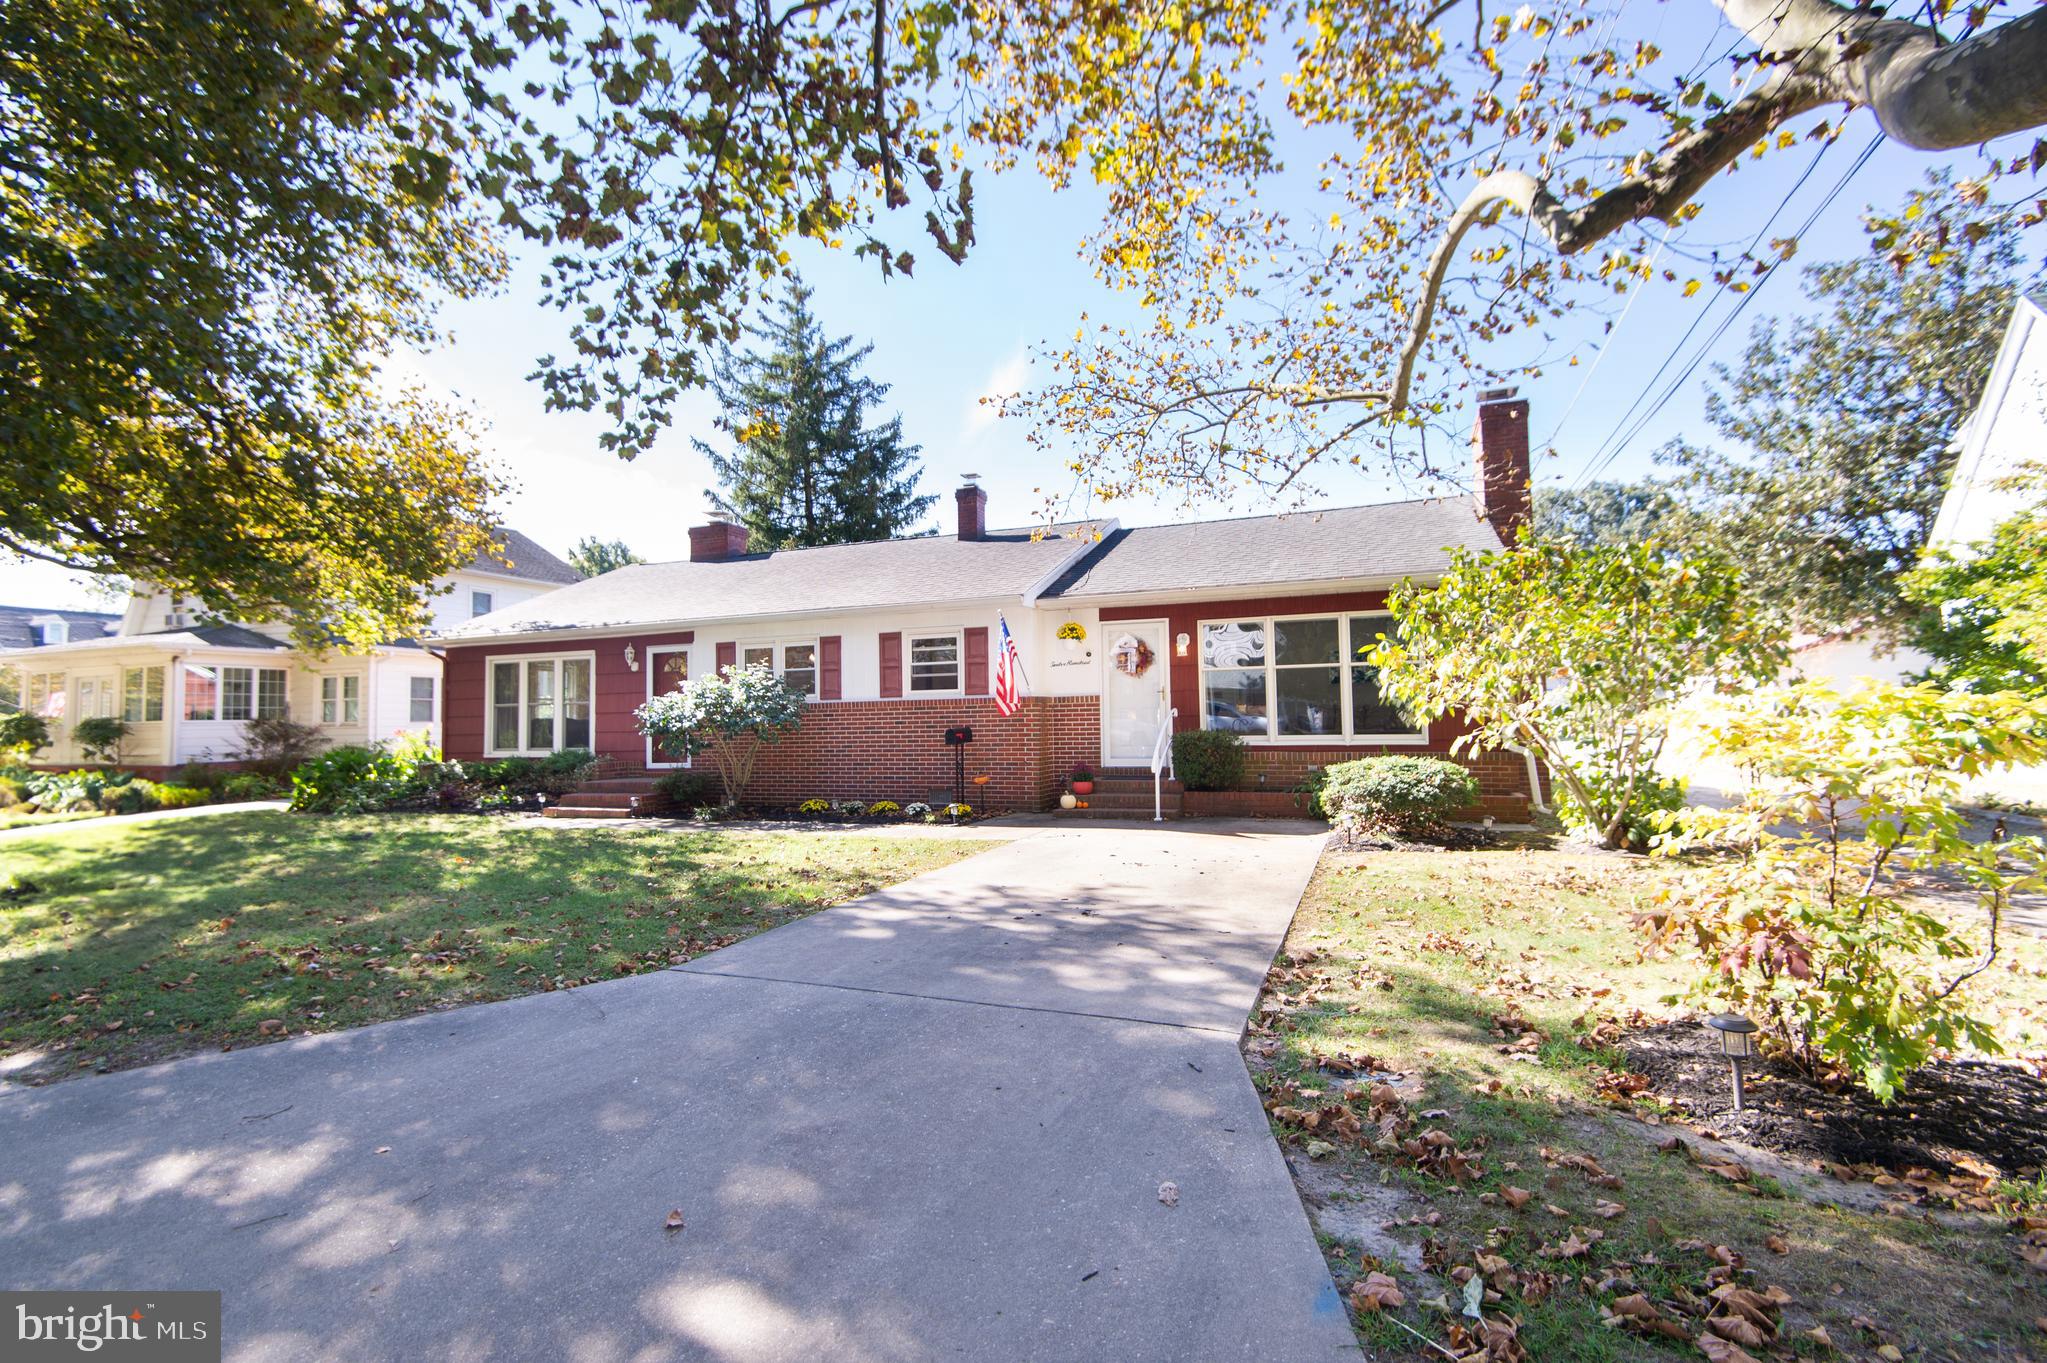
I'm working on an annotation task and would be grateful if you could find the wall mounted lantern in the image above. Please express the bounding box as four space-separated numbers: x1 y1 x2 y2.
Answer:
624 643 639 672
1175 631 1191 658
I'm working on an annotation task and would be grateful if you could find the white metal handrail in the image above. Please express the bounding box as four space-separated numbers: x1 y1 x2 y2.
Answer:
1149 704 1178 822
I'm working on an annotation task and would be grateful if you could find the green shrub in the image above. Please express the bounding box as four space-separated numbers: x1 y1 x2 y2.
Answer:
98 778 159 815
1172 728 1247 791
0 775 24 808
289 736 449 814
1318 756 1478 839
151 783 211 809
219 771 283 801
171 764 229 792
1557 769 1684 851
0 712 52 760
72 716 131 763
26 768 130 812
651 769 718 813
227 716 326 778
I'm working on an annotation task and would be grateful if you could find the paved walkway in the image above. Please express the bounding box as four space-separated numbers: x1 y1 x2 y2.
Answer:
0 821 1355 1362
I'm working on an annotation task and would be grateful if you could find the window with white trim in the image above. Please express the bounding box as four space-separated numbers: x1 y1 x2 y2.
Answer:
908 632 962 694
738 640 818 697
471 590 494 618
214 667 289 721
26 671 66 719
1199 614 1422 742
488 654 593 753
320 674 362 725
409 675 436 723
183 665 217 720
121 666 165 722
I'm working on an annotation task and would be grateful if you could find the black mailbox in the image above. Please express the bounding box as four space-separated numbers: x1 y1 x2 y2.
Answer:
944 726 974 746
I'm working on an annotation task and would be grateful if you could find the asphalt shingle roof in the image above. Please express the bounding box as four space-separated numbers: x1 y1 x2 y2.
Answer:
471 529 581 585
1039 499 1503 600
434 526 1107 639
0 605 120 650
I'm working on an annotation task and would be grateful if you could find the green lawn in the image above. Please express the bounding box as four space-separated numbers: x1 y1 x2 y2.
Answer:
0 812 994 1081
0 809 102 833
1256 842 2047 1362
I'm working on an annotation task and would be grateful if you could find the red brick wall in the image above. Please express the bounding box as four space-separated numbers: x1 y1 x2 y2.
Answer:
744 695 1097 811
1102 593 1537 817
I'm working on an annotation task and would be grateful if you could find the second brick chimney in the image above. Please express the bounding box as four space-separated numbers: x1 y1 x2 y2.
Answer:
956 480 988 541
689 519 752 562
1472 387 1532 542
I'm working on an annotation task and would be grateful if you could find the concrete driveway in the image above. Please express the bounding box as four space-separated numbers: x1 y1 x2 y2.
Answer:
0 820 1355 1362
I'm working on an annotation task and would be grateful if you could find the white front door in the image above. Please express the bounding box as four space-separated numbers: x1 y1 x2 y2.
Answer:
645 646 691 768
1101 620 1171 766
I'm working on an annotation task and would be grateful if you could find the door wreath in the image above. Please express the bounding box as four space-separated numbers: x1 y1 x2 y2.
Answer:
1110 633 1156 678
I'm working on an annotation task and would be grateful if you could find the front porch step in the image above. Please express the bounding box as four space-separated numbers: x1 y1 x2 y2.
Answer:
575 777 661 793
542 805 637 820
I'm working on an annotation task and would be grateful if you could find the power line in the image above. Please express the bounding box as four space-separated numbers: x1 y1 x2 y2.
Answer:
1573 130 1885 486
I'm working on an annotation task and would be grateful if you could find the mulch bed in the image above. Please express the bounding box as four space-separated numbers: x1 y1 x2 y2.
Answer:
1621 1021 2047 1180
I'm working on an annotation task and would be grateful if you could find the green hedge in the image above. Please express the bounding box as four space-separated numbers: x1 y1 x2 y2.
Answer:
1172 729 1247 791
1318 756 1478 838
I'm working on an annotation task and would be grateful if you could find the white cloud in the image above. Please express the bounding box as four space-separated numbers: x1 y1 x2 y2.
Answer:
965 346 1032 432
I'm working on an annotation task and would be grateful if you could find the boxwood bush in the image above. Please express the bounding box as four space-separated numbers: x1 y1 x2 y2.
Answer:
1318 756 1478 839
1172 728 1247 791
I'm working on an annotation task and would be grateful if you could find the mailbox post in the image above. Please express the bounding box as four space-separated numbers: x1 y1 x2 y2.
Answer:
943 726 973 809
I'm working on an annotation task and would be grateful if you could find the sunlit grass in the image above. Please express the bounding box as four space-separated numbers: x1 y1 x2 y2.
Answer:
1 812 994 1079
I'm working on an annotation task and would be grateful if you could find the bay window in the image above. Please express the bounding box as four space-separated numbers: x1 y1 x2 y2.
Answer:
488 654 593 754
739 640 818 697
1199 614 1422 743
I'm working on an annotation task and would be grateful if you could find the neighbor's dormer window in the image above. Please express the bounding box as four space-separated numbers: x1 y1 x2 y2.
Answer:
471 590 493 618
30 617 66 646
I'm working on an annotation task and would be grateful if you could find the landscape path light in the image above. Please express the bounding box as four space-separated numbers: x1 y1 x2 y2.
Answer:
1705 1013 1759 1112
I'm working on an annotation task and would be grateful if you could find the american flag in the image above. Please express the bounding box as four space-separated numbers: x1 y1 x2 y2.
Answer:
993 613 1024 716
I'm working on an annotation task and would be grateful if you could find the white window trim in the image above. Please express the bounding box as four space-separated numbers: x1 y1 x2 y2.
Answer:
736 638 820 698
121 666 166 723
408 674 438 724
485 651 597 757
320 672 364 726
905 628 965 697
1196 611 1428 746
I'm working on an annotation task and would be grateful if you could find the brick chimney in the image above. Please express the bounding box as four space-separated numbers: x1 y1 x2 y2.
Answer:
688 519 752 562
1472 387 1532 542
956 479 988 541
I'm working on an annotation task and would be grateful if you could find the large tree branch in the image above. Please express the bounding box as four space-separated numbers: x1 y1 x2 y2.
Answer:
1385 0 2047 415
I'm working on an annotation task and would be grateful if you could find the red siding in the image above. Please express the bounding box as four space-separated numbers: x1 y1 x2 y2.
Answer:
818 635 842 700
878 632 903 697
964 626 989 696
442 632 693 763
1101 592 1534 815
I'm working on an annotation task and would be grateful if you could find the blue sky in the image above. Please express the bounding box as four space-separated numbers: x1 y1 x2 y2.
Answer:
3 68 2027 611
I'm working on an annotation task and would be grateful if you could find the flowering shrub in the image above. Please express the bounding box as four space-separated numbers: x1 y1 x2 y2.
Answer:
797 798 831 815
903 801 931 818
943 802 971 821
865 800 901 816
1640 681 2047 1101
634 662 805 807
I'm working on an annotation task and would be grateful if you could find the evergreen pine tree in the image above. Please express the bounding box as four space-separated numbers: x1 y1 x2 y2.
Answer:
696 278 936 548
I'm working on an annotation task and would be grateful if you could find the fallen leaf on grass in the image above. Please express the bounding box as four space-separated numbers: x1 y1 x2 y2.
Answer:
373 1146 391 1155
1696 1334 1763 1363
1602 1293 1688 1341
663 1209 685 1231
1593 1199 1626 1219
1763 1234 1789 1255
1158 1181 1179 1207
1349 1272 1405 1313
1876 1347 1903 1362
1805 1326 1835 1350
1501 1185 1532 1210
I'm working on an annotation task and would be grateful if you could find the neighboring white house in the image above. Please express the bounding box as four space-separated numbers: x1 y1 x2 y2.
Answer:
0 533 579 770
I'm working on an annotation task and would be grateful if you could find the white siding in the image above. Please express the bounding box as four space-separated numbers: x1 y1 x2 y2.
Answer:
426 572 559 631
